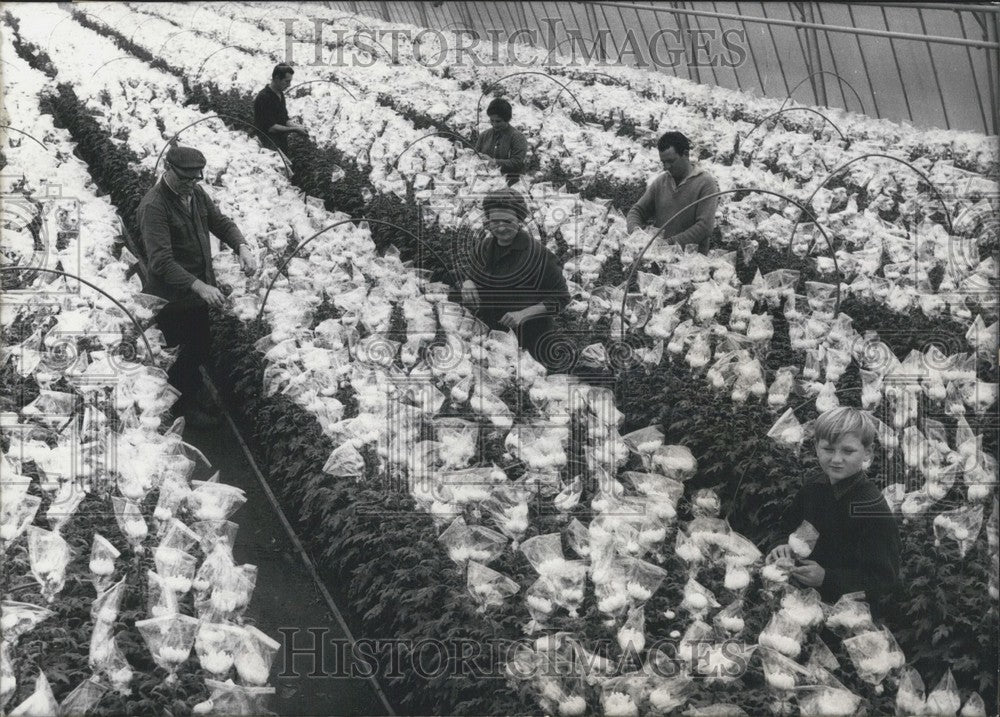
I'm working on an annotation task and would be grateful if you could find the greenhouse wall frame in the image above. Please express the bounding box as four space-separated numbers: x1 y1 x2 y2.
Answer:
328 1 1000 137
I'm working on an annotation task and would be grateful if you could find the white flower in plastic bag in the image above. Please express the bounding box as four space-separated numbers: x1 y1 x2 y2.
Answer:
467 561 520 612
27 526 72 602
7 670 58 717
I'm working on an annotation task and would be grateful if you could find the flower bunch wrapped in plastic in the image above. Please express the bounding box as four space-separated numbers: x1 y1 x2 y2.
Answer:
895 666 927 716
623 426 665 468
625 558 668 605
89 620 133 694
933 504 984 557
712 598 746 634
434 418 477 469
482 484 530 548
136 614 200 684
111 496 148 553
505 424 569 472
779 586 825 628
788 520 820 559
234 626 281 686
797 685 863 717
826 592 877 636
767 367 799 409
0 601 54 646
729 359 767 403
154 546 198 595
195 622 243 678
27 526 72 602
198 563 258 623
466 561 519 612
91 579 126 625
759 645 811 691
438 516 509 565
521 533 586 616
525 577 561 633
757 612 805 659
191 678 275 716
617 605 646 654
0 484 41 549
680 577 720 618
6 670 58 717
843 627 905 685
651 445 697 481
767 409 805 452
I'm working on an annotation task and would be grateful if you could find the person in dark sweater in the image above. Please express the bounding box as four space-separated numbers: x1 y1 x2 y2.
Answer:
459 189 570 371
253 64 308 158
475 98 529 186
138 145 257 428
766 407 901 613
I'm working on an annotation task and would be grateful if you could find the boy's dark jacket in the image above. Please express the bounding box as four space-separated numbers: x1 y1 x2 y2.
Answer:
779 471 902 609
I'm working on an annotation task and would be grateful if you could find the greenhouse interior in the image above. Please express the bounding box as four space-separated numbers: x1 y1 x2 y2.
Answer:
0 1 998 716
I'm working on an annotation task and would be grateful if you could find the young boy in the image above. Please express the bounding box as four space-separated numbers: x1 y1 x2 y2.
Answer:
766 407 901 612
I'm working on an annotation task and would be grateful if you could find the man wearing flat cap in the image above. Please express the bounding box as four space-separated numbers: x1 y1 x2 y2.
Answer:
138 145 257 428
459 189 570 370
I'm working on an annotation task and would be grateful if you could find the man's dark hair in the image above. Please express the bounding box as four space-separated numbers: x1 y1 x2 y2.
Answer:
272 64 294 80
657 131 691 156
486 97 513 123
482 188 529 222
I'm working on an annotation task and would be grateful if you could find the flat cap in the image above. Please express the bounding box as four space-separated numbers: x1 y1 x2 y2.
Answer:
165 145 206 170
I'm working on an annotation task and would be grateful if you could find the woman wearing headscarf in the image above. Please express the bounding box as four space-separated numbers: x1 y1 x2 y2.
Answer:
459 189 569 370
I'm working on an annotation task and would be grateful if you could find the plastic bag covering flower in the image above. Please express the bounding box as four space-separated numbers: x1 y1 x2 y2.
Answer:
7 670 59 717
111 495 148 552
187 481 247 522
797 685 863 717
843 627 905 685
788 520 820 559
895 666 927 716
192 678 276 715
88 619 132 694
680 577 721 617
779 586 826 628
438 517 508 565
466 560 520 612
136 614 200 684
1 490 41 549
757 612 805 659
650 445 697 481
0 601 55 646
27 526 72 602
933 504 984 557
826 592 877 636
196 623 243 678
713 599 746 634
234 626 281 686
759 645 811 691
58 675 108 717
91 578 126 625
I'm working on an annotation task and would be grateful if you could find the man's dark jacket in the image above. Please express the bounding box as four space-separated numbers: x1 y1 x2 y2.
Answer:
137 179 246 304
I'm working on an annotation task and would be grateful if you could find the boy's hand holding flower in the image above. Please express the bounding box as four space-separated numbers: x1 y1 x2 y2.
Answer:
766 544 794 564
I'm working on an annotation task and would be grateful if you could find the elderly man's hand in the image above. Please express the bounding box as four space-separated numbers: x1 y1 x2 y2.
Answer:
239 245 257 276
500 310 528 329
192 280 226 309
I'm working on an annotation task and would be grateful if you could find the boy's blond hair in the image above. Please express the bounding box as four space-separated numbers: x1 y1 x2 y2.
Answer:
814 407 876 449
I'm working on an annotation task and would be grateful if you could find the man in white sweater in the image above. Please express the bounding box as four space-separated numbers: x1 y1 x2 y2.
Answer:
626 131 720 254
